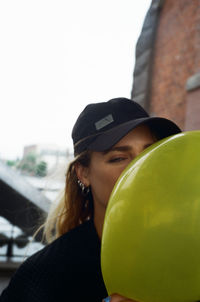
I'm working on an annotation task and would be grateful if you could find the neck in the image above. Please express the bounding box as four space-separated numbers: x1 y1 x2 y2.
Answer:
93 204 106 239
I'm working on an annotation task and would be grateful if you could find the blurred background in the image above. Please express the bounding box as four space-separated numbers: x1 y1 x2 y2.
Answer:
0 0 200 292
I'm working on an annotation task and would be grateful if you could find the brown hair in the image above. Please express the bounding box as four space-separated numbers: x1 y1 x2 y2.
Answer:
43 151 93 243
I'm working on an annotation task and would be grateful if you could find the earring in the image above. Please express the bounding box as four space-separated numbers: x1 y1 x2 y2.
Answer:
77 179 90 196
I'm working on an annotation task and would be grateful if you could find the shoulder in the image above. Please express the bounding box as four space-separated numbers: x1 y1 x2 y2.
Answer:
44 218 99 257
23 219 98 270
1 220 101 301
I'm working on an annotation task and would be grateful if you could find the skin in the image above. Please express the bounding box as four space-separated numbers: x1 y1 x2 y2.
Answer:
76 124 156 237
76 124 156 302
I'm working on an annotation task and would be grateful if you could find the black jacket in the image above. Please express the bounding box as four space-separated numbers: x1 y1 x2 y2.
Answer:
0 220 108 302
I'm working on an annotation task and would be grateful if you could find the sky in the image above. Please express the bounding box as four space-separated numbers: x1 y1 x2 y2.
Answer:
0 0 152 160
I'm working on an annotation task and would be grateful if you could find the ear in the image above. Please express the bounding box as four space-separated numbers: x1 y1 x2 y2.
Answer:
75 163 90 187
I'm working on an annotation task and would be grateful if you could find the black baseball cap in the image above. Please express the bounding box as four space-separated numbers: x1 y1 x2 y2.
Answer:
72 97 181 156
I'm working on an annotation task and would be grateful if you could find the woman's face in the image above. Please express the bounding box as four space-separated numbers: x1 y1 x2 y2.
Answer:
78 124 156 215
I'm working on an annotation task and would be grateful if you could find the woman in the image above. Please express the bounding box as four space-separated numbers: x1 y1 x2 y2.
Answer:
0 98 181 302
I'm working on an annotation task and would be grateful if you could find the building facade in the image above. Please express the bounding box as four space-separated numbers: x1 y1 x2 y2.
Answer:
132 0 200 131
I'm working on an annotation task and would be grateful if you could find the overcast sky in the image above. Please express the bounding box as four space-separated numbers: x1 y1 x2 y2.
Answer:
0 0 152 160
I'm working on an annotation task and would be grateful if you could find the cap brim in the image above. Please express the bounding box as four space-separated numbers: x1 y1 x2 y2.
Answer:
88 117 181 152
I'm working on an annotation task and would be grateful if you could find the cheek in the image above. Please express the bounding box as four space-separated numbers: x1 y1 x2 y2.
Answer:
89 166 125 206
92 173 114 200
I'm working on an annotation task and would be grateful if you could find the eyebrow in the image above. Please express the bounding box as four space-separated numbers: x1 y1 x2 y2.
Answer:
103 143 154 155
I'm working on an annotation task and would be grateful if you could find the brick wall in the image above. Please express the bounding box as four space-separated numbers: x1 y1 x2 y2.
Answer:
149 0 199 130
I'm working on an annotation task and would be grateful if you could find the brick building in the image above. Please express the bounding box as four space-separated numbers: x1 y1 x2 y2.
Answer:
132 0 200 131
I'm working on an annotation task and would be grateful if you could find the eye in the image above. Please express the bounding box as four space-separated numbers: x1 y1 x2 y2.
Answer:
108 157 127 163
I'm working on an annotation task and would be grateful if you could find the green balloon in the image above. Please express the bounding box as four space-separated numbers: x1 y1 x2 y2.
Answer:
101 131 200 302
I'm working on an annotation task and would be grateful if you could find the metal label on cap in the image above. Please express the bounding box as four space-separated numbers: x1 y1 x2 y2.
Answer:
95 114 114 130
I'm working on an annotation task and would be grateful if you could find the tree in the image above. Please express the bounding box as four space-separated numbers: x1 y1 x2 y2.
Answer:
20 153 37 174
6 160 16 167
36 161 47 177
6 158 20 168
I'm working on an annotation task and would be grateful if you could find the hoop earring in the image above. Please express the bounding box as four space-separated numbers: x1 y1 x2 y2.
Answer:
77 179 90 196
